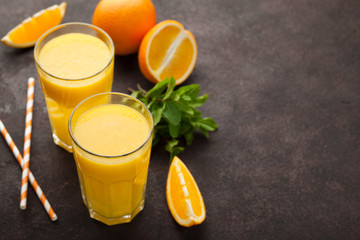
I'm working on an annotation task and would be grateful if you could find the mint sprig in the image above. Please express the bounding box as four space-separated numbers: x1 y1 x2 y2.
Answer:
130 77 218 161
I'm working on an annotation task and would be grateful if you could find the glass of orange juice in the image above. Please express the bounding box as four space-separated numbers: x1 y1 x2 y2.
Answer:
34 22 114 152
69 92 153 225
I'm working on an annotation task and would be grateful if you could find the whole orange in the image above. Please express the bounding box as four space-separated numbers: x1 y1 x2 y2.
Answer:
92 0 156 55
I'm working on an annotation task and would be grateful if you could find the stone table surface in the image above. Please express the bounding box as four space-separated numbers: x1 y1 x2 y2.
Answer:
0 0 359 239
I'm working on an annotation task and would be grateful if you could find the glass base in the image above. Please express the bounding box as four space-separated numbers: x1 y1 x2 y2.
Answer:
53 133 73 152
88 199 145 225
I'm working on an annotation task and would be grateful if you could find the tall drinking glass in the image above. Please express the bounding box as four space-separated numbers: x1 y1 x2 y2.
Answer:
34 22 114 152
69 92 154 225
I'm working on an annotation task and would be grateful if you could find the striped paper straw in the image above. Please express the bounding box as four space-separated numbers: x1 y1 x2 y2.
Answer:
0 120 58 221
20 77 35 210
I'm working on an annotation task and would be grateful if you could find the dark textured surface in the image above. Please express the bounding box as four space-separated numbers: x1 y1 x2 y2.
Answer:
1 0 360 239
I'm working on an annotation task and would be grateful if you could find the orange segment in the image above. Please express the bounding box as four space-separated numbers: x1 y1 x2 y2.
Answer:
138 20 198 85
166 156 206 227
1 2 66 48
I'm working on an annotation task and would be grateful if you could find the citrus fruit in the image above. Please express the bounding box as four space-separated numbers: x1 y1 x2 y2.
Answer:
138 20 198 85
166 156 206 227
92 0 156 55
1 2 66 48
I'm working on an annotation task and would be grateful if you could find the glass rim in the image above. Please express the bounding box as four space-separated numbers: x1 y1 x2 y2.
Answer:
34 22 115 81
68 92 154 158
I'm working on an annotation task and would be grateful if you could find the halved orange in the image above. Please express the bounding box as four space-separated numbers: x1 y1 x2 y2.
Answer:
1 2 67 48
166 156 206 227
138 20 197 85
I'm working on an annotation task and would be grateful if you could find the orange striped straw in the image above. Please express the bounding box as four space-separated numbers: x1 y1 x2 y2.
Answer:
0 119 58 221
20 77 35 210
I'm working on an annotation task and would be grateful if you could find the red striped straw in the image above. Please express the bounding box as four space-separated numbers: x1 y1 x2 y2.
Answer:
0 119 58 221
20 77 35 210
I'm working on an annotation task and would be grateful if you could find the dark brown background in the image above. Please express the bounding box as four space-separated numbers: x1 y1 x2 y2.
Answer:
0 0 359 239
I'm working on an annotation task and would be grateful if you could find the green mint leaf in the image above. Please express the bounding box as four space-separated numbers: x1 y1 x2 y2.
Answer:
177 84 200 98
198 117 219 131
175 100 194 116
184 130 194 145
183 107 194 116
190 94 209 107
163 101 181 126
130 90 141 98
149 102 165 126
169 122 180 138
165 139 178 153
163 77 176 100
138 97 148 106
189 109 202 127
165 139 185 163
195 117 218 138
179 120 192 135
146 78 170 98
199 127 209 138
182 95 192 101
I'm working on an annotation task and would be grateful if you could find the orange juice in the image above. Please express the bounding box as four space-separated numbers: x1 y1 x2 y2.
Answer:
69 93 153 225
34 23 114 152
73 105 150 156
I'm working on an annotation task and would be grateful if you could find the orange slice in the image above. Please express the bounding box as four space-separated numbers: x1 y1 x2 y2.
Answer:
138 20 197 85
166 156 206 227
1 2 67 48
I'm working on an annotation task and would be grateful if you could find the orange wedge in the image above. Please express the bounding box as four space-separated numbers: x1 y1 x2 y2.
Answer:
138 20 197 85
1 2 66 48
166 156 206 227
